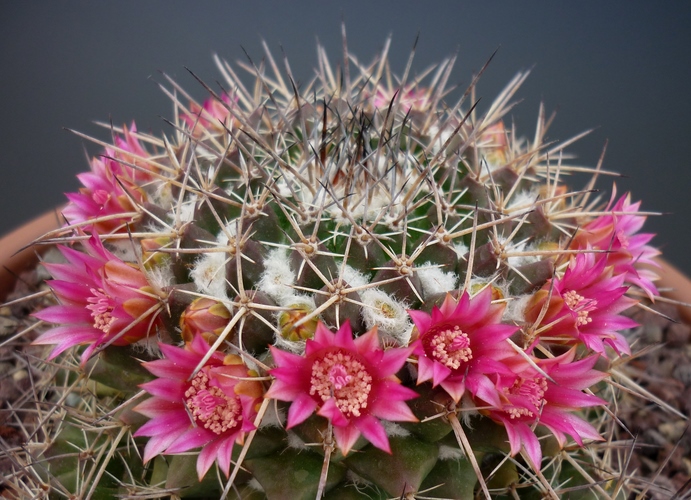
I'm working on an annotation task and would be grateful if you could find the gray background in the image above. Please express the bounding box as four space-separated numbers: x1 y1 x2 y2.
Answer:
2 1 691 275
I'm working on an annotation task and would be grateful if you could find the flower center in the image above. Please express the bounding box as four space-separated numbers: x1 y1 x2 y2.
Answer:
503 377 548 420
423 325 473 370
86 288 116 333
563 290 598 327
309 350 372 419
185 370 242 435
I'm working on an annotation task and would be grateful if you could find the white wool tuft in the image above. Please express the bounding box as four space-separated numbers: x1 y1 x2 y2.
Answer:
258 402 285 429
190 251 229 300
285 431 308 451
454 241 469 260
504 294 531 324
246 478 264 493
258 248 296 303
382 421 411 438
341 264 370 289
417 262 458 296
438 444 466 461
360 288 411 345
177 197 198 223
506 189 538 216
146 263 174 290
108 239 139 262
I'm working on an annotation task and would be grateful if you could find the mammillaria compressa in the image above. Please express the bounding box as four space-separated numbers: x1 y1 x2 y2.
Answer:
5 36 670 499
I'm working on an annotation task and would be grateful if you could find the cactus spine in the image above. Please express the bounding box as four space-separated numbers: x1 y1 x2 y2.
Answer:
3 36 663 499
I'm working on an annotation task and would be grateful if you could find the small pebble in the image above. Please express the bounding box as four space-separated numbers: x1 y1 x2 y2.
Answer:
658 420 687 442
683 458 691 477
673 363 691 387
666 321 691 347
642 323 663 344
0 316 19 337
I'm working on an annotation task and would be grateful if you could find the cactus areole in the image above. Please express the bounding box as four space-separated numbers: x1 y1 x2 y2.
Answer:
23 35 664 498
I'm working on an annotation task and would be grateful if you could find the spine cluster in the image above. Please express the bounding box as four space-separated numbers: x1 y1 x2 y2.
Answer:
24 40 661 498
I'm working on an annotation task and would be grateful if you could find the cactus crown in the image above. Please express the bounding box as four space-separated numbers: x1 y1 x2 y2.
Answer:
4 35 663 499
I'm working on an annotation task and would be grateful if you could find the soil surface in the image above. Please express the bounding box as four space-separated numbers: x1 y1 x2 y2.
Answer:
616 302 691 498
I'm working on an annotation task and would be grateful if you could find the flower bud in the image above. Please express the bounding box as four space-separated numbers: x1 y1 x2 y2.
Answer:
180 297 231 344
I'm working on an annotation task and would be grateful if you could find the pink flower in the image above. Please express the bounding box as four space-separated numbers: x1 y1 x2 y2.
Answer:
112 123 155 183
409 288 518 405
266 322 417 455
481 349 606 468
525 252 638 356
33 234 161 363
63 123 153 234
372 85 429 112
478 121 510 168
573 186 660 298
181 94 236 135
134 334 263 479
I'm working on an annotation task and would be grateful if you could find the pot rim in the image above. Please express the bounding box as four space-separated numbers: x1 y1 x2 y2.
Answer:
0 209 64 302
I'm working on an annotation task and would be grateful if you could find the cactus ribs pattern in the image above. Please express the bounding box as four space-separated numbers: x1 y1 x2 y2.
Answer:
5 36 664 499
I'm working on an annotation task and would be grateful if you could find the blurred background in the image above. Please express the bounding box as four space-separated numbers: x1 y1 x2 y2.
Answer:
2 1 691 274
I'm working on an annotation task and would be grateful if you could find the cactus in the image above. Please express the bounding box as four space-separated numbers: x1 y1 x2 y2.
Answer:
2 35 666 499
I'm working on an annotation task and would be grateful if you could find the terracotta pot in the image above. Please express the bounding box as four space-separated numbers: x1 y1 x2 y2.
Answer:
654 259 691 325
0 209 64 302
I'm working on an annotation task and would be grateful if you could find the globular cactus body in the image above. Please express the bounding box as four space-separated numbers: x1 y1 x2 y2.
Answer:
6 36 663 499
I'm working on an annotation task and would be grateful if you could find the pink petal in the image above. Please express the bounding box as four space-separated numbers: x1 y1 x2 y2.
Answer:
166 427 215 454
33 305 93 324
104 259 149 288
473 323 517 346
439 376 466 403
197 437 224 479
467 373 503 407
408 309 432 333
268 346 305 374
32 325 97 345
333 424 361 455
375 346 414 378
142 359 194 381
353 326 379 353
318 398 350 427
546 387 605 408
416 354 435 384
79 342 104 365
370 387 417 422
286 393 319 428
135 411 189 439
431 359 452 387
216 435 237 477
312 322 336 347
134 398 181 418
158 343 209 370
355 415 390 453
44 280 91 304
463 288 491 324
516 422 542 468
541 409 603 446
500 417 523 456
333 321 356 350
141 426 188 463
139 378 186 401
265 376 307 402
